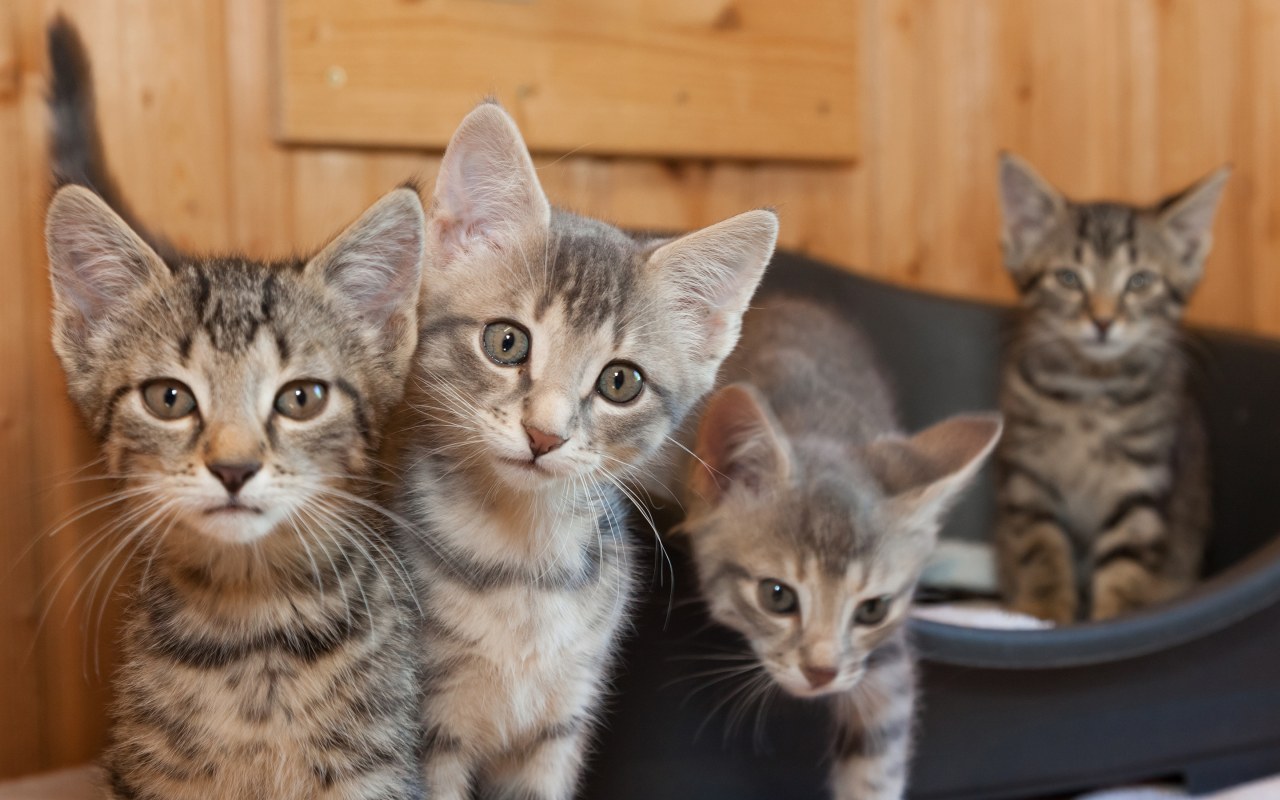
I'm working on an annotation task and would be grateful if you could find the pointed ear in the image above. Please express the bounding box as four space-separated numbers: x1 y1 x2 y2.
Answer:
1156 165 1230 273
306 187 425 359
428 102 550 266
690 383 792 508
46 184 168 357
864 414 1003 530
645 209 777 364
998 152 1065 267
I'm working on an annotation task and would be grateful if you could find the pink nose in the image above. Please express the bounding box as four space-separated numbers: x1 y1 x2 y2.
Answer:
801 665 838 689
1094 318 1114 339
524 425 565 458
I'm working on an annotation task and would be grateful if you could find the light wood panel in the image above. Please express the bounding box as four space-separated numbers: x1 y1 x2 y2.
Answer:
276 0 860 160
3 0 1280 780
865 0 1280 334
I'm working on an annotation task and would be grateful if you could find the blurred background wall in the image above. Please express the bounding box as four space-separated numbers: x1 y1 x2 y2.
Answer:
2 0 1278 778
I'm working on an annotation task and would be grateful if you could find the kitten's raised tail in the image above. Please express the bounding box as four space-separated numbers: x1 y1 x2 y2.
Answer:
46 15 171 256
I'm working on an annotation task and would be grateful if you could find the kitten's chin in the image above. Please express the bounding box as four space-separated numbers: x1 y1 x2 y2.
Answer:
1075 336 1136 361
491 454 578 488
186 505 282 545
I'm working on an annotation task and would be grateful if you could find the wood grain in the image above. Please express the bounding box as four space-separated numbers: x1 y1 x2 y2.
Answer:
276 0 860 160
3 0 1280 779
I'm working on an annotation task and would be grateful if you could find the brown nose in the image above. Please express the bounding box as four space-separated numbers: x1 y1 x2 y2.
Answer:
1094 317 1114 340
801 665 838 689
207 461 261 495
524 425 565 458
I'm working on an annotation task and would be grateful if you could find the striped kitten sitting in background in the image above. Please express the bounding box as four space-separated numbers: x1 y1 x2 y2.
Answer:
995 153 1228 623
401 103 777 799
678 297 1001 800
46 20 427 799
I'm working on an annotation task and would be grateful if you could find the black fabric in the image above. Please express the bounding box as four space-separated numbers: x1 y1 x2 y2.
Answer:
584 251 1280 799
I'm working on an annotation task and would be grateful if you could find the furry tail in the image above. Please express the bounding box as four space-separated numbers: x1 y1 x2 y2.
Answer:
47 14 170 254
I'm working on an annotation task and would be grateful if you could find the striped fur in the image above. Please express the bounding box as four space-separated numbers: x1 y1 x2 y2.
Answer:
678 297 1000 800
398 103 776 799
994 153 1226 622
45 23 427 797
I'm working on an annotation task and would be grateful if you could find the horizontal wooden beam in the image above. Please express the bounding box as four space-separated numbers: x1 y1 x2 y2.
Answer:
275 0 859 161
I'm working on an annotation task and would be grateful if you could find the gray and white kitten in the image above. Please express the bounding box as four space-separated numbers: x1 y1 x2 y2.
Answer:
46 21 428 798
995 153 1226 623
679 297 1001 800
400 103 777 800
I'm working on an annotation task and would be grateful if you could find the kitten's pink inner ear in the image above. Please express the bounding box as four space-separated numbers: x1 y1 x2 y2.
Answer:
866 414 1003 516
1157 165 1231 268
997 153 1065 261
691 384 790 506
307 187 425 331
46 184 168 328
645 209 778 362
429 102 550 261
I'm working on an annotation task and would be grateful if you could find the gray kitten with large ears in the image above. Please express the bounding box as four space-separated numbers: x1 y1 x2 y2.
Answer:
995 153 1225 622
46 180 427 799
402 102 778 800
679 297 1001 800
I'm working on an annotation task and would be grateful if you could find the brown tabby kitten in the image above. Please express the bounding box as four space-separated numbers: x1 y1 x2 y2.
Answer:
47 20 427 799
995 153 1227 623
680 297 1002 800
401 103 777 800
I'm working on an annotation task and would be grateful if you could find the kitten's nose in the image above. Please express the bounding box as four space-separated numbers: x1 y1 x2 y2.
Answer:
801 665 838 689
1094 318 1114 340
207 461 261 495
524 425 566 458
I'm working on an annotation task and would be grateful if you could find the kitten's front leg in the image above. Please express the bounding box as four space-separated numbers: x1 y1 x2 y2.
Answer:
996 508 1078 624
1091 503 1179 621
483 719 588 800
420 721 477 800
830 638 916 800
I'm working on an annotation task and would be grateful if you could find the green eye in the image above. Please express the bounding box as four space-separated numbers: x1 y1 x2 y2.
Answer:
1126 271 1156 292
274 381 328 421
597 362 644 404
854 596 892 626
1055 269 1082 289
482 321 530 366
757 579 799 615
140 379 197 420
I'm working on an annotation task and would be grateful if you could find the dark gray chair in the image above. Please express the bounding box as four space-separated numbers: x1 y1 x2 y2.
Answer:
584 251 1280 799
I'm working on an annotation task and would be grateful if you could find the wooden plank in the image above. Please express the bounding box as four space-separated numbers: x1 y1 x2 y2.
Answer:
0 0 46 777
276 0 859 161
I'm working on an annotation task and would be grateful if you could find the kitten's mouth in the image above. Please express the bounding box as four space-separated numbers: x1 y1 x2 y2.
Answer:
203 500 263 516
499 455 545 471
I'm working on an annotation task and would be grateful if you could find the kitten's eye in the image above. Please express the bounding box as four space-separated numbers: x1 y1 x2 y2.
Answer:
140 380 197 420
597 362 644 404
1055 269 1082 289
854 596 892 626
482 321 530 366
757 579 799 615
1126 271 1156 292
274 381 328 421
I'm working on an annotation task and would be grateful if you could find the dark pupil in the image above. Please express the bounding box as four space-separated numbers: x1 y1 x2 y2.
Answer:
163 388 178 408
612 369 625 390
502 331 515 352
772 585 786 602
294 388 308 407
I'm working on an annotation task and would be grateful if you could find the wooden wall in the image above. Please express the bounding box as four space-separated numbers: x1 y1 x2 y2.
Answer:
1 0 1278 778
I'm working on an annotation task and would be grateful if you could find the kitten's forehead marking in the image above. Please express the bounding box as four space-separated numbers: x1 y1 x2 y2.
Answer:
177 260 300 356
1072 203 1140 262
192 328 281 423
534 212 642 332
